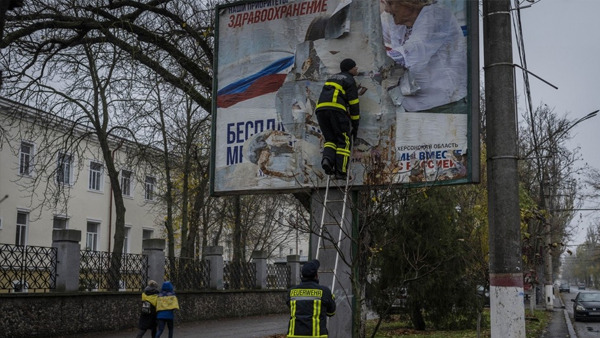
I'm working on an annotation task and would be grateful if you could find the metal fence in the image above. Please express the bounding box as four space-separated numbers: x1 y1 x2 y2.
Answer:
0 244 57 292
224 261 256 289
267 263 290 289
79 250 147 291
1 243 292 293
164 256 210 290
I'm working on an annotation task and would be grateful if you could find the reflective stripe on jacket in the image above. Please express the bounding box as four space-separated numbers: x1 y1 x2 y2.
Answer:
315 72 360 122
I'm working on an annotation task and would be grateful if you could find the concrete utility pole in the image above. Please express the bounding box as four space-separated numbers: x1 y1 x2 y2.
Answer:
483 1 526 337
542 171 554 311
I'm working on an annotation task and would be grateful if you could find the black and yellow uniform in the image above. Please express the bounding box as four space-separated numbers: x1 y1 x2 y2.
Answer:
315 58 360 178
286 279 336 337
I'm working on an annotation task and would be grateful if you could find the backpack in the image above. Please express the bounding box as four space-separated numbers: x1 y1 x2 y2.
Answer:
141 300 152 314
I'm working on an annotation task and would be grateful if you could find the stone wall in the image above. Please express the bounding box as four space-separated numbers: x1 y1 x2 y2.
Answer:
0 235 299 337
0 290 288 337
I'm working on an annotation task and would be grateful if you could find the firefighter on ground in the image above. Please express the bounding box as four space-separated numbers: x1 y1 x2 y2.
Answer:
315 58 360 180
286 259 336 337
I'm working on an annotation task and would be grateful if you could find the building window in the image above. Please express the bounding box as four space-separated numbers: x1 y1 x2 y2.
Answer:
142 229 153 240
145 176 156 201
123 226 131 253
89 161 103 191
15 212 28 246
57 152 73 185
53 216 68 230
121 170 132 197
86 222 99 251
19 141 34 176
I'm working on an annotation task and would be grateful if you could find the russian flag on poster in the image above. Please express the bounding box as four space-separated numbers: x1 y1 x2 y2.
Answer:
217 56 295 108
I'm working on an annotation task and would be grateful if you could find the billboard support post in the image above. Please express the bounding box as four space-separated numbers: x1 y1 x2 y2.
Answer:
310 189 354 337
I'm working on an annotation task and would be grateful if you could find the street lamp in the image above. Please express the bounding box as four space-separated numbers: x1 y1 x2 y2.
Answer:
559 110 598 140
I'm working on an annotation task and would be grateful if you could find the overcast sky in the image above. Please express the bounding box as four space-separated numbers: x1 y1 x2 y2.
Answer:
509 0 600 245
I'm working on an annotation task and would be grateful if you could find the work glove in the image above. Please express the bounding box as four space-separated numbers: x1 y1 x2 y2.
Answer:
351 120 359 141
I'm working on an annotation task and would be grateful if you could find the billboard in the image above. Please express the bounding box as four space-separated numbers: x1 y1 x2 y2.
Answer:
211 0 479 195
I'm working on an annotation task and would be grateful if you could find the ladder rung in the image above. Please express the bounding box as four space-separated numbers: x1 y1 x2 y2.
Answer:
321 227 338 232
322 221 340 226
321 243 338 249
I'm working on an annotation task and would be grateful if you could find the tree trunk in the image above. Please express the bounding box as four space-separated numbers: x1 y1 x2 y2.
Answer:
410 304 426 331
233 196 242 263
107 160 126 291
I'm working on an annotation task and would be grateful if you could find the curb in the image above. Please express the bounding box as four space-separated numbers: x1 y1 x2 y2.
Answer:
557 292 577 338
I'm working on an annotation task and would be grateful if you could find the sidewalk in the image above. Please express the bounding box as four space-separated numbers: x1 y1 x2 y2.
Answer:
58 314 289 338
538 291 576 338
60 294 575 338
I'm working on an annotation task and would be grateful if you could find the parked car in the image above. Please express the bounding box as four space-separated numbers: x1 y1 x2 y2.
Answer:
572 291 600 321
559 283 570 293
578 282 586 290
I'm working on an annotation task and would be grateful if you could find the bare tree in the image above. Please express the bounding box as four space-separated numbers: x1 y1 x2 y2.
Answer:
128 74 211 259
2 0 216 109
571 225 600 287
518 103 591 304
1 0 220 259
1 40 155 289
221 194 309 263
585 167 600 202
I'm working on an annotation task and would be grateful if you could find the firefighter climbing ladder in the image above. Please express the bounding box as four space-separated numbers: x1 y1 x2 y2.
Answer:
314 168 352 294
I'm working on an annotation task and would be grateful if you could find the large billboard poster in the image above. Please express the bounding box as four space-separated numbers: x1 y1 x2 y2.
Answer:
212 0 479 195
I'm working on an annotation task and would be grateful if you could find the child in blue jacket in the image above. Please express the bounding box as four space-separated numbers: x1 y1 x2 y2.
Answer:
155 281 179 338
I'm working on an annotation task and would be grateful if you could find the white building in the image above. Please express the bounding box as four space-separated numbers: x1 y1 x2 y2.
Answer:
0 98 163 253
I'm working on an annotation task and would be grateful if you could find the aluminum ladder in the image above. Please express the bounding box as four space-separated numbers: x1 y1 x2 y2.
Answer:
314 165 352 294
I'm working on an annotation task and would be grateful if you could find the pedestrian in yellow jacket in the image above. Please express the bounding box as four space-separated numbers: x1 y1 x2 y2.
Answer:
136 280 159 338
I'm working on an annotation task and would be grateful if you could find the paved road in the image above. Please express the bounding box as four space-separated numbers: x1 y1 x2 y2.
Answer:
561 287 600 338
58 314 289 338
